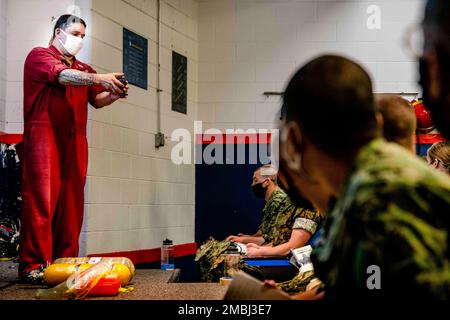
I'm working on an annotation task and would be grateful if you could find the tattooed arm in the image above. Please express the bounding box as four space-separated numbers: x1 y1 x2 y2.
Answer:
58 70 125 94
58 69 96 86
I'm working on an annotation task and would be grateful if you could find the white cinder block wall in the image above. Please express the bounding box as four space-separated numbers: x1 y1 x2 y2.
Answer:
80 0 198 256
0 0 6 131
198 0 426 131
2 0 76 133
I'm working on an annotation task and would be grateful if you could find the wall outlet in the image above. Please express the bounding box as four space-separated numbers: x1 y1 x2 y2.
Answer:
155 132 165 148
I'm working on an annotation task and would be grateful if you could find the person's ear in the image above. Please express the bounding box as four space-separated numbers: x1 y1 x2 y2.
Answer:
434 159 440 168
56 28 66 41
282 121 303 173
428 158 438 168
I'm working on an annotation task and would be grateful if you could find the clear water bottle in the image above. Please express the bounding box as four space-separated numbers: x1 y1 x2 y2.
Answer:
223 247 240 279
161 239 175 271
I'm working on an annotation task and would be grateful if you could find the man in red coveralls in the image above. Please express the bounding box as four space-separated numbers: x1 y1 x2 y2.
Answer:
19 15 129 283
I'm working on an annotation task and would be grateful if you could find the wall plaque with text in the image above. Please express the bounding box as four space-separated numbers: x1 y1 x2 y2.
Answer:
123 28 148 90
172 51 187 114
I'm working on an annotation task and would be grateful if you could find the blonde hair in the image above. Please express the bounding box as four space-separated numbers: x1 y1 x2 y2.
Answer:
428 141 450 173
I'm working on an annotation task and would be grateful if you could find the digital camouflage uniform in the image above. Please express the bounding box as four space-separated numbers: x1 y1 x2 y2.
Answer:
195 188 322 282
311 139 450 300
278 270 317 294
258 189 281 239
276 214 327 294
265 198 322 247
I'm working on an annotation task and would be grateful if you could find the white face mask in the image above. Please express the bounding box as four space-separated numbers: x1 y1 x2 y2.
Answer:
57 29 83 56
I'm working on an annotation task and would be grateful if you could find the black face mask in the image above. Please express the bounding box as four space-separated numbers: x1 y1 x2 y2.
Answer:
419 52 450 140
252 182 267 199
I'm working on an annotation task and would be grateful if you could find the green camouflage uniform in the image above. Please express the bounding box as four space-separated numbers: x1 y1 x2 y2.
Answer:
195 188 322 282
278 270 317 294
311 139 450 300
276 208 326 294
265 199 321 247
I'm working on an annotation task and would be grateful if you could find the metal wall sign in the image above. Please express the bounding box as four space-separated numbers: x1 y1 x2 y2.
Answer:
123 28 148 90
172 51 187 114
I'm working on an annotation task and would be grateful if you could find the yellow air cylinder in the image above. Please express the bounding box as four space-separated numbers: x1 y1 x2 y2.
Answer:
44 257 135 287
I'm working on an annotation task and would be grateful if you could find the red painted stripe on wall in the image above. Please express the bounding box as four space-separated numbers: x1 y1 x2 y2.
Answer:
87 242 198 266
0 132 23 145
196 133 272 145
1 132 446 147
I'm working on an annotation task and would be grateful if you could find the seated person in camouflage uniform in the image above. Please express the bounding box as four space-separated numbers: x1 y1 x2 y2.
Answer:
278 54 450 300
225 165 282 246
269 95 422 295
195 165 323 282
263 166 331 295
228 165 322 255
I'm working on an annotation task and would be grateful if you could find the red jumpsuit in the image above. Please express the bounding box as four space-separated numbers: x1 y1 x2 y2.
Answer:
19 45 105 273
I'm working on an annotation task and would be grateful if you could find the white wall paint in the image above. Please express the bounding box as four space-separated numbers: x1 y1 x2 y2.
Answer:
198 0 426 131
80 0 198 255
2 0 77 133
0 0 6 131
